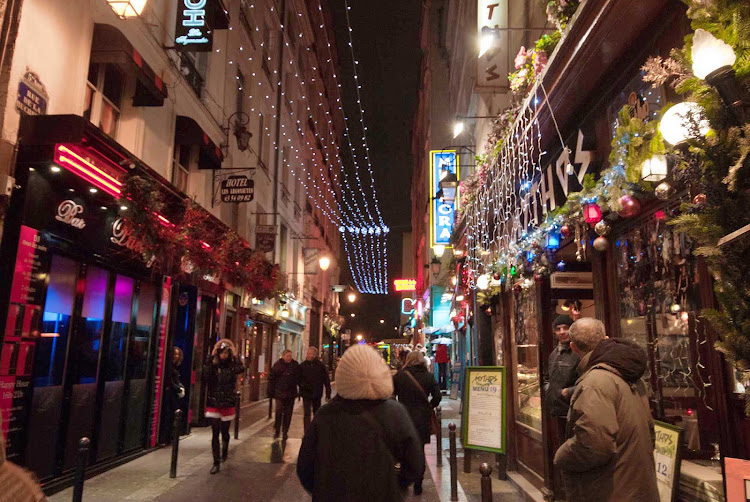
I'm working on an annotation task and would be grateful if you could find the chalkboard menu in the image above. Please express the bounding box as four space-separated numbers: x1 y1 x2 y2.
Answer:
462 366 506 453
654 421 683 502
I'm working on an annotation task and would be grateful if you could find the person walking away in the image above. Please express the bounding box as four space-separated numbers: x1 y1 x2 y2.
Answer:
204 339 245 474
161 347 186 445
297 344 424 501
269 349 300 440
434 343 450 391
393 350 441 495
545 315 579 446
554 318 659 502
299 346 331 432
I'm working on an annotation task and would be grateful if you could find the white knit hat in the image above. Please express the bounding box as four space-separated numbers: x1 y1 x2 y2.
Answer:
336 345 393 400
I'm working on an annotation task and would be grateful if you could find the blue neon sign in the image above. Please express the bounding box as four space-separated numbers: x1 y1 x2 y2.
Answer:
430 150 459 246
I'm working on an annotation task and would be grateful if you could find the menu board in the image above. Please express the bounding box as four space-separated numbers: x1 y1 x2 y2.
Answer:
654 421 683 502
462 366 506 453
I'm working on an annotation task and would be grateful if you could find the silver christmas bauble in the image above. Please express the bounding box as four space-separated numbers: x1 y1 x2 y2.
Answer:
593 236 609 252
655 182 671 200
594 220 611 236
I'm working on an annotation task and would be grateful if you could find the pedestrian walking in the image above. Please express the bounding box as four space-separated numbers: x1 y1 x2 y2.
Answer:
299 346 331 432
204 339 245 474
553 318 659 502
393 350 441 495
434 342 450 390
161 347 185 445
269 349 300 440
297 344 424 502
545 315 579 446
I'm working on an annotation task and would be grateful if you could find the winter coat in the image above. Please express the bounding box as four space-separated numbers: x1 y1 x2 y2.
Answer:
297 396 425 502
393 364 441 444
205 339 244 409
299 359 331 400
546 343 580 417
269 358 300 400
553 339 659 502
434 344 450 364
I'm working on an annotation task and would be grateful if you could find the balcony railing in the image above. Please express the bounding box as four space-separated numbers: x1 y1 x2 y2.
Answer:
179 52 204 97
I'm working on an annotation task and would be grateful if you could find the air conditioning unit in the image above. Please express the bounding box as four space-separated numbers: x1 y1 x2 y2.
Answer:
550 272 593 290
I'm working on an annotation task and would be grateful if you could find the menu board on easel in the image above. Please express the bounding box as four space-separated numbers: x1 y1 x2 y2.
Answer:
461 366 506 453
654 421 683 502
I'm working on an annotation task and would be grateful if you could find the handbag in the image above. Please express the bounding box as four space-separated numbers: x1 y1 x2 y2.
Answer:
404 370 439 436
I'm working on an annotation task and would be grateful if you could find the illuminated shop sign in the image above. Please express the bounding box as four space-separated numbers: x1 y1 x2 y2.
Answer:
430 150 459 247
401 298 416 315
394 279 417 292
175 0 212 51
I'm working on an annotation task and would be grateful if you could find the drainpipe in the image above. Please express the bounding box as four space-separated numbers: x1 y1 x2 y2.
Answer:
272 0 286 262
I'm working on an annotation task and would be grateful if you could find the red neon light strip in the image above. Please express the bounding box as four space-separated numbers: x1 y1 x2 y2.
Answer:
54 145 123 197
201 241 211 249
154 213 175 228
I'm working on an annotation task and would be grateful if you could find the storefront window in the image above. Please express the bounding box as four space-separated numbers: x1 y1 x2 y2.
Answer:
35 256 78 387
72 266 108 385
513 280 541 431
131 282 156 380
103 275 133 382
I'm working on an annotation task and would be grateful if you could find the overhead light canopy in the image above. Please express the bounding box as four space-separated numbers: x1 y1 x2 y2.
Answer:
107 0 147 18
691 29 736 80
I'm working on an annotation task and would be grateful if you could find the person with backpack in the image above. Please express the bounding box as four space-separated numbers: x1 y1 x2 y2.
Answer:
297 344 424 501
393 350 441 495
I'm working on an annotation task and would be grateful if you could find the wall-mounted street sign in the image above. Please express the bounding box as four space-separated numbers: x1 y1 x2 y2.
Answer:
256 225 276 253
16 69 48 116
220 175 254 203
175 0 213 51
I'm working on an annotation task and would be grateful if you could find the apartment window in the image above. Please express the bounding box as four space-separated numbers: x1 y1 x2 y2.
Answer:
172 144 191 193
179 51 209 97
84 63 124 137
239 0 256 48
279 224 288 272
261 23 271 80
282 146 290 188
286 13 296 49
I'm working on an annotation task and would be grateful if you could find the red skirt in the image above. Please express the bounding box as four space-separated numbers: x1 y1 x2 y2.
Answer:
205 406 235 421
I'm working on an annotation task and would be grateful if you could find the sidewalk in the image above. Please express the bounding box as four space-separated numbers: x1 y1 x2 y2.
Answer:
48 390 525 501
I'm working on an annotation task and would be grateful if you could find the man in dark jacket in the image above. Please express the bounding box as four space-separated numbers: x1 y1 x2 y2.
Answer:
554 318 659 502
297 344 424 501
269 349 300 439
546 315 579 445
299 346 331 432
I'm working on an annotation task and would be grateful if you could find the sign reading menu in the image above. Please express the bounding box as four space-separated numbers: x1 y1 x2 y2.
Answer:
462 366 506 453
653 421 683 502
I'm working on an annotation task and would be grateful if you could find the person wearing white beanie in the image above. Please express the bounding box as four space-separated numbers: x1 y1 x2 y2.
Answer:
297 345 424 501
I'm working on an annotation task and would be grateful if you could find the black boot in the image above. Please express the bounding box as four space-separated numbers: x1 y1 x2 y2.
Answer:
221 441 229 462
273 428 280 439
210 462 220 474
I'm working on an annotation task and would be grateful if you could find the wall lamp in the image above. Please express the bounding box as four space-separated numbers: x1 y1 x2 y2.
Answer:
453 115 498 138
221 112 253 156
106 0 147 18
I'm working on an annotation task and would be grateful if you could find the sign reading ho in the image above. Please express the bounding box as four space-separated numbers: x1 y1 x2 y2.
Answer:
220 175 254 203
175 0 213 52
430 150 459 247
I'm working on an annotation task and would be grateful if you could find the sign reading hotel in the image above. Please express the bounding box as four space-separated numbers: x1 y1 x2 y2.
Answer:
175 0 213 51
462 366 506 453
430 150 459 247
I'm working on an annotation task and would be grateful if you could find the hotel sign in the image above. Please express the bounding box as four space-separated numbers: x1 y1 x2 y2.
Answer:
477 0 509 90
175 0 212 51
430 150 459 247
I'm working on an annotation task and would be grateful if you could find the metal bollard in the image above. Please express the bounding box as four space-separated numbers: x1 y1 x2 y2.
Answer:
234 391 241 440
170 409 183 479
72 437 90 502
480 462 493 502
449 422 458 502
436 406 442 467
464 446 472 473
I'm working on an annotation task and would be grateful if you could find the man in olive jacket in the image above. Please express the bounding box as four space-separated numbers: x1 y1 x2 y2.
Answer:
553 318 659 502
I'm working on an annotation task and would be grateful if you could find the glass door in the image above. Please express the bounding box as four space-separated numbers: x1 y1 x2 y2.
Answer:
190 294 217 428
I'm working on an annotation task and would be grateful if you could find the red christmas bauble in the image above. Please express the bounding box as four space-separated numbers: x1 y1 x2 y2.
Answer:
560 225 571 239
693 193 707 206
492 272 501 281
617 195 641 218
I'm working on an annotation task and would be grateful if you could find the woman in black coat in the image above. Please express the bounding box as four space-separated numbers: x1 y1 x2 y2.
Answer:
204 338 244 474
393 350 441 494
161 347 185 444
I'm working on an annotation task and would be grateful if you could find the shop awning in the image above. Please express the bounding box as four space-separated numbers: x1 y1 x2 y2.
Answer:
90 24 168 107
175 115 223 170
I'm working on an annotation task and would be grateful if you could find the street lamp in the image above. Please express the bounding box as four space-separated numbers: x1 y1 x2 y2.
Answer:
220 112 253 155
660 102 710 145
347 292 357 303
691 29 746 123
433 245 446 258
350 313 356 318
356 334 363 341
319 255 331 271
431 257 442 278
106 0 147 18
380 319 385 324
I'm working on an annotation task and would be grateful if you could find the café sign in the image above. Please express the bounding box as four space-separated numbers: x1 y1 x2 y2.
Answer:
175 0 212 51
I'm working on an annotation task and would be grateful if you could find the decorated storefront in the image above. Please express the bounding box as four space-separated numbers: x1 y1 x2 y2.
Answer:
456 0 750 500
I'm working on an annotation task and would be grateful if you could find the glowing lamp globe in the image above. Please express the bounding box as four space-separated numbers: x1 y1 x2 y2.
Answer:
433 244 446 258
641 155 668 182
660 102 710 145
583 202 602 224
453 121 465 138
107 0 147 18
476 274 490 291
318 256 331 271
691 29 736 80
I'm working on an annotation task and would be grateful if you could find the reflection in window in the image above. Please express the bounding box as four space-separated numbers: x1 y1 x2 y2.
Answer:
514 281 541 430
104 275 134 382
35 256 78 387
130 282 156 380
72 266 108 385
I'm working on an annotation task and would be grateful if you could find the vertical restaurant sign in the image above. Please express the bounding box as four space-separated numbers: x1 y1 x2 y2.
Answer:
476 0 509 90
462 366 506 453
175 0 213 51
653 421 683 502
150 276 172 447
430 150 459 247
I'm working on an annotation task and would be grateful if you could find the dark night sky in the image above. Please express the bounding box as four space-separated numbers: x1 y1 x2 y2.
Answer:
328 0 422 340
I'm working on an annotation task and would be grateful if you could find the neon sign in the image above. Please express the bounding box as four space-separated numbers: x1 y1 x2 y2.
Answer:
175 0 212 51
430 150 459 247
401 298 416 315
394 279 417 292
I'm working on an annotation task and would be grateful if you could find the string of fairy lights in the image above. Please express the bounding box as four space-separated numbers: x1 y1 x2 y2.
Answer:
226 1 388 294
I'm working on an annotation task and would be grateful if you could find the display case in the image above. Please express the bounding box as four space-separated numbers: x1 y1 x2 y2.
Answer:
513 280 542 431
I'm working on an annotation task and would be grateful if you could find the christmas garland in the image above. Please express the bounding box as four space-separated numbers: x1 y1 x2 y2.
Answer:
119 175 281 300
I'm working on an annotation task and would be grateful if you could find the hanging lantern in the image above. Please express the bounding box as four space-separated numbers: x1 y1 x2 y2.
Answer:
583 202 602 224
106 0 147 18
545 231 561 250
641 155 668 182
693 193 707 207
